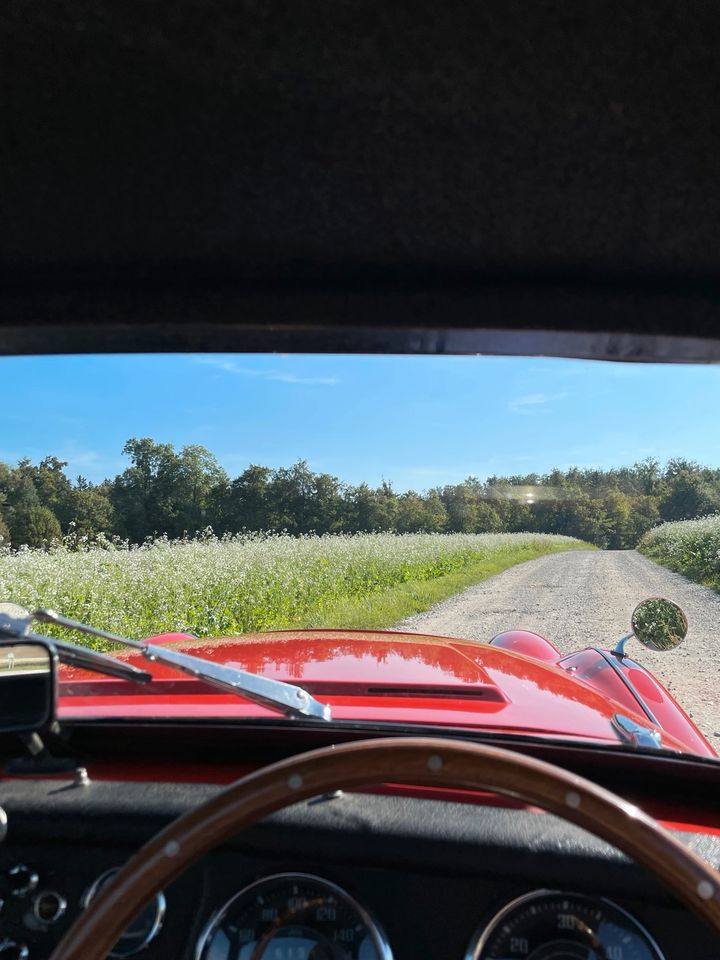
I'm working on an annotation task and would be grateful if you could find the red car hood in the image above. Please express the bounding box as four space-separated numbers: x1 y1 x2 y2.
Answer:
57 628 691 752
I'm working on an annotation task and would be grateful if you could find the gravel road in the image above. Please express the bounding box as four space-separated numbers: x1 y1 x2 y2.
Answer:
395 550 720 744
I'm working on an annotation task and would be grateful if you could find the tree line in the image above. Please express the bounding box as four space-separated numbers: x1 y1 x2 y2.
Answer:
1 438 719 550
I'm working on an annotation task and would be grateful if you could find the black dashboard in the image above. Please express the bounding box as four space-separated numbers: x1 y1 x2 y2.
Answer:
0 771 718 959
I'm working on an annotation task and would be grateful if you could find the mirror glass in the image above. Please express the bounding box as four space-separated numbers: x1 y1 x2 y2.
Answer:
0 641 55 732
631 598 688 652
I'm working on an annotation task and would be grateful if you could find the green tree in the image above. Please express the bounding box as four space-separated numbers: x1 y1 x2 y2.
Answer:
173 444 228 534
10 505 62 548
627 495 661 544
345 483 377 531
601 489 634 549
67 486 116 539
632 457 662 496
473 501 502 532
422 492 448 532
223 465 272 531
111 438 177 540
112 438 227 539
265 461 315 533
660 469 720 522
6 462 40 513
437 481 481 532
395 492 429 532
29 456 74 527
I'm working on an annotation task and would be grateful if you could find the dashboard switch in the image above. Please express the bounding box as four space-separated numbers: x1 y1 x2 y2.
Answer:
32 890 66 925
0 941 29 959
6 866 38 898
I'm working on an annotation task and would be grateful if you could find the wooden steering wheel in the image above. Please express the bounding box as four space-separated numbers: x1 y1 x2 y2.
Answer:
50 738 720 959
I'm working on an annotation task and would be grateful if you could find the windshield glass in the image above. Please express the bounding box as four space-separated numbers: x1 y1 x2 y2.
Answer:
1 353 719 756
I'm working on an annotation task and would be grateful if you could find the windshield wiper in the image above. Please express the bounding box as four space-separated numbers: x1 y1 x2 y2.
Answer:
47 636 154 685
32 608 331 721
0 604 152 685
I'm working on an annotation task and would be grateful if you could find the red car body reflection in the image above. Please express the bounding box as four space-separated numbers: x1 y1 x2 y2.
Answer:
56 628 715 758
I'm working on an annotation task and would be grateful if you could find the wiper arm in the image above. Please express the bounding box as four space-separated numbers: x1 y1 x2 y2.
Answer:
33 609 331 721
0 605 152 685
51 637 153 685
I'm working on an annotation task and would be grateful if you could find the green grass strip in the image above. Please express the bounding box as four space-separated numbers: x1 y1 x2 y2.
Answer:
299 540 594 631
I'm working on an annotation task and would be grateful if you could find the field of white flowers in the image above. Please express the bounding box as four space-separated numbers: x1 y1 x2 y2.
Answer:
639 516 720 588
0 531 582 646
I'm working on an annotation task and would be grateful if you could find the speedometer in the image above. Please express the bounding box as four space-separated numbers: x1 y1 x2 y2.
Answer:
467 890 665 960
196 873 392 960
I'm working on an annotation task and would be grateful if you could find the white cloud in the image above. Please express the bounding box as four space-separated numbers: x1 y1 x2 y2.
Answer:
192 357 339 386
508 391 568 414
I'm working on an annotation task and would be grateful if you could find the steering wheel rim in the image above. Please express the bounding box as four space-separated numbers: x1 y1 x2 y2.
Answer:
50 737 720 959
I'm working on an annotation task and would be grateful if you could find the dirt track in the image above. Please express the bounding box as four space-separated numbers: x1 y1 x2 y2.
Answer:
395 550 720 745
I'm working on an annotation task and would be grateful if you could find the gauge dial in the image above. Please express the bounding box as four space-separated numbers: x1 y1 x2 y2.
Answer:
468 890 665 960
81 869 165 958
196 873 392 960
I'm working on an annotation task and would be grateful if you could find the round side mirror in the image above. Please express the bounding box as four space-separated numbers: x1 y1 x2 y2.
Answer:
631 597 688 652
0 602 33 637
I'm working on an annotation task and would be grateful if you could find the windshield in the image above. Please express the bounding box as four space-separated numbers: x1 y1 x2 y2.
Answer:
1 353 719 757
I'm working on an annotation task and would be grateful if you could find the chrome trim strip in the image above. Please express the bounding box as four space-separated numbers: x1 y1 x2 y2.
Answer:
464 888 666 960
591 646 659 725
195 871 393 960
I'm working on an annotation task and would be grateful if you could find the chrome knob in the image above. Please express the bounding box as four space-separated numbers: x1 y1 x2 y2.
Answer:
33 889 66 924
6 865 38 897
0 940 29 959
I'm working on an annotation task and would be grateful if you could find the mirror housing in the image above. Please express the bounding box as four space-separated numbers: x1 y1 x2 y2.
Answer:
0 640 56 733
631 597 688 652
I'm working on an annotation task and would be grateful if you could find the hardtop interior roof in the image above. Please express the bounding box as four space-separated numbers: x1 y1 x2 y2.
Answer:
4 1 720 360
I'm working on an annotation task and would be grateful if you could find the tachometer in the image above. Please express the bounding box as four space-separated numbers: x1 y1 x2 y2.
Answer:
196 873 392 960
468 890 665 959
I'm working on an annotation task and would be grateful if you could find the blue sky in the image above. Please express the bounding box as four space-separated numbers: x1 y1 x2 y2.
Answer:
2 354 719 489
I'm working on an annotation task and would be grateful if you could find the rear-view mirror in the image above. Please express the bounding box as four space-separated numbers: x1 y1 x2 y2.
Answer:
0 640 56 733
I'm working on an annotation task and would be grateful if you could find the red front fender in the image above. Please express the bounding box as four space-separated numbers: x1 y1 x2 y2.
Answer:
489 630 561 662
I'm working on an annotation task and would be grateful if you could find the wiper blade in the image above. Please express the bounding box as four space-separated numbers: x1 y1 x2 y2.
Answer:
0 604 152 685
51 637 153 685
33 608 331 721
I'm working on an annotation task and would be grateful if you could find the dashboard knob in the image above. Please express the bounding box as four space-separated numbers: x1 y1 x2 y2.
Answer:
6 865 38 897
0 941 29 959
32 890 66 925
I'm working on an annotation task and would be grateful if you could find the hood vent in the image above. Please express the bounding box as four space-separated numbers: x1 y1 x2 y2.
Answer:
302 681 507 702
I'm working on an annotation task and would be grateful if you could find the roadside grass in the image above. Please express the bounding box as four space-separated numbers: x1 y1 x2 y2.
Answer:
0 531 591 649
298 540 594 630
640 553 720 593
638 516 720 592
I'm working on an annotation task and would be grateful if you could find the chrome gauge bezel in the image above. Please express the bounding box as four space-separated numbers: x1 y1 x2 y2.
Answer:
81 868 166 958
465 888 667 960
195 871 393 960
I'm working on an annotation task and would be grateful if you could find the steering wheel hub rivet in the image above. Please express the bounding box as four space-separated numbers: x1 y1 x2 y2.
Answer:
288 774 303 790
565 790 581 808
427 754 443 772
697 881 714 900
163 841 180 858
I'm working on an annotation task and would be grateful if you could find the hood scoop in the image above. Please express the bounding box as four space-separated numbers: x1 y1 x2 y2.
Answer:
298 680 508 702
